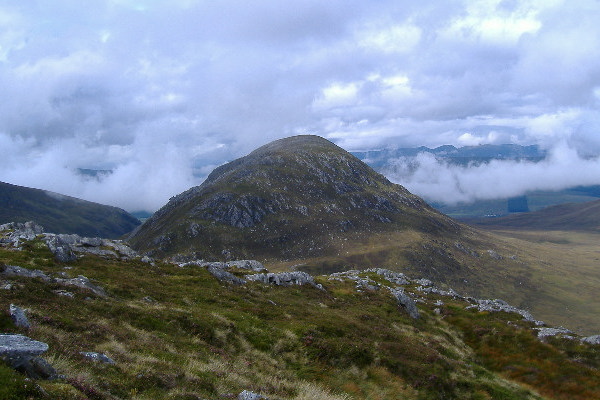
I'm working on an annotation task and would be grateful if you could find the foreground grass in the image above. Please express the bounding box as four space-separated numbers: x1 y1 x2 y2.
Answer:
0 239 598 399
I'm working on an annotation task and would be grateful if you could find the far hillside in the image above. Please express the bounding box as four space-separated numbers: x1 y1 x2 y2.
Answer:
0 181 140 238
467 199 600 231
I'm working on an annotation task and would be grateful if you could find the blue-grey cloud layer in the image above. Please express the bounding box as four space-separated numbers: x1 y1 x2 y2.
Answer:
1 0 599 210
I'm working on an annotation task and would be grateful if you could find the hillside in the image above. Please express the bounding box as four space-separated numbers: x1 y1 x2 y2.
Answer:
129 135 460 260
0 181 140 238
2 224 600 399
467 199 600 231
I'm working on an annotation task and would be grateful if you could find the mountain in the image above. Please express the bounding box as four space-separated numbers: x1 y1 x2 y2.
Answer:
129 135 460 259
0 181 140 238
468 199 600 231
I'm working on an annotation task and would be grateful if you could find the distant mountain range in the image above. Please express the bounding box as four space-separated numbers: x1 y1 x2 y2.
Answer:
352 143 546 168
0 181 140 238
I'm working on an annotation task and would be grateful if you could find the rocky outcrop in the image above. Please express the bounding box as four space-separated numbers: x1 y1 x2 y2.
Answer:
581 335 600 345
466 299 544 326
245 271 322 289
0 221 140 262
207 265 247 285
1 264 107 297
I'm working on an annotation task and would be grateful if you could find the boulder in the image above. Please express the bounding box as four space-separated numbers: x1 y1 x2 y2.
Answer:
389 288 420 319
0 334 48 369
207 265 246 285
45 235 77 263
9 304 30 329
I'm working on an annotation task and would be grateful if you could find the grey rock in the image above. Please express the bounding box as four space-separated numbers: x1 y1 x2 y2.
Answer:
55 275 107 297
487 250 503 260
536 327 573 340
0 334 49 369
141 256 155 264
45 235 77 262
80 352 116 364
207 265 246 285
365 268 410 285
0 221 45 247
238 390 267 400
53 290 75 298
20 356 59 380
9 304 30 329
389 288 420 319
581 335 600 345
1 264 51 282
466 299 543 325
226 260 267 272
245 271 322 289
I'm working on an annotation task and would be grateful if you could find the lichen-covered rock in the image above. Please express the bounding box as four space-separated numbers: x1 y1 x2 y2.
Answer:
9 304 30 329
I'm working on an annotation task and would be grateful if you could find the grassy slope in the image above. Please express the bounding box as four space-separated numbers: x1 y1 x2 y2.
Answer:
1 238 600 399
467 199 600 231
0 181 140 238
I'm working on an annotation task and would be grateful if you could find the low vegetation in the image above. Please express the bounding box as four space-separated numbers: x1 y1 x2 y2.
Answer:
1 237 599 399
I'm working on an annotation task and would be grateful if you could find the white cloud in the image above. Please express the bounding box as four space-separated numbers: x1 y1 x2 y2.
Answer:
0 0 599 211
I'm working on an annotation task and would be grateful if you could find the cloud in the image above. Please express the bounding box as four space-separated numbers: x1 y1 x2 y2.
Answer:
0 0 599 211
384 143 600 205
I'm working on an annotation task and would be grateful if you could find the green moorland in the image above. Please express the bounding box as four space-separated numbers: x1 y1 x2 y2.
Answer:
1 237 600 399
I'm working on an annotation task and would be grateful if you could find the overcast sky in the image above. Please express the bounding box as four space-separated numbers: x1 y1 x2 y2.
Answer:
1 0 600 211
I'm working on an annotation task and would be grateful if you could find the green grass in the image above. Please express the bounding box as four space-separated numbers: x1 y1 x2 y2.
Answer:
2 239 599 399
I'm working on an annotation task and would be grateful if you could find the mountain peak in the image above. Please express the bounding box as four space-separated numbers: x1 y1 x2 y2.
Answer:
129 135 458 259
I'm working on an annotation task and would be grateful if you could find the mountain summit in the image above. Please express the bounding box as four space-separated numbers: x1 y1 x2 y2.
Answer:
130 135 458 259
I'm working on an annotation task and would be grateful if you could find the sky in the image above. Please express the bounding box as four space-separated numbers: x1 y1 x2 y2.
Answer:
1 0 600 211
